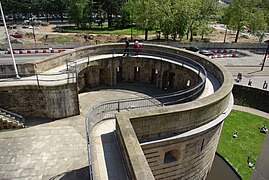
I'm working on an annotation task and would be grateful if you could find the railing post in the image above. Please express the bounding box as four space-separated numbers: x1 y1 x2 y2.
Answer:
118 101 120 112
35 73 40 87
87 55 90 65
66 60 69 72
75 62 78 87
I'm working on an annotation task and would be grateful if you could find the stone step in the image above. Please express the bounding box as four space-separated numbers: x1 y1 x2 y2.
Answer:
0 113 24 130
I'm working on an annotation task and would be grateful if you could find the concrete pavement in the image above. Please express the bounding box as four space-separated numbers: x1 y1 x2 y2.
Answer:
0 84 168 180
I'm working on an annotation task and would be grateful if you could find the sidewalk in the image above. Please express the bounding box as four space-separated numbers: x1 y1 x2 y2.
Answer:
233 105 269 119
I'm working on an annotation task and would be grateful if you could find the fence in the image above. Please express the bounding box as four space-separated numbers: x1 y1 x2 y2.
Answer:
0 71 76 87
0 41 267 51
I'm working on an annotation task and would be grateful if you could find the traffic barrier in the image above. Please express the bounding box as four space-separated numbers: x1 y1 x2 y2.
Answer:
208 54 239 59
5 49 65 54
210 49 236 53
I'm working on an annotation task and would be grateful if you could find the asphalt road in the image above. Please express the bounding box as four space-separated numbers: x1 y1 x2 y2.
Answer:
0 53 51 65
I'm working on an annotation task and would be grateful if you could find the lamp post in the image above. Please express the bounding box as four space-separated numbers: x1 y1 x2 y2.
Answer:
0 2 20 78
29 25 36 47
261 39 269 71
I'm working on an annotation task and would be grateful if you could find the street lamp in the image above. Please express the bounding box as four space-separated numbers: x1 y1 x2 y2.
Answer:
0 2 20 78
261 39 269 71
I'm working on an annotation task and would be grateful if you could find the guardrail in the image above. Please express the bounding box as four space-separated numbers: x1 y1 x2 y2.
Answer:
0 107 25 125
0 71 76 87
0 41 268 50
84 47 208 180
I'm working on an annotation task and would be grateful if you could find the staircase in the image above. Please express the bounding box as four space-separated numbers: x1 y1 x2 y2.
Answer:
0 108 25 130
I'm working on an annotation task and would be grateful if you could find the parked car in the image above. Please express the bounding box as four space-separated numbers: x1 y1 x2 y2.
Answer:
185 46 199 52
199 49 214 56
10 34 23 38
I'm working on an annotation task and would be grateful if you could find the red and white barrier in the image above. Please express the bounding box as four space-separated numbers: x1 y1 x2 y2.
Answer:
208 54 239 59
5 49 65 54
211 49 236 53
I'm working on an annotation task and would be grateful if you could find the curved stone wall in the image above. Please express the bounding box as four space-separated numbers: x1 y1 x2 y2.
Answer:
0 43 233 180
233 84 269 113
0 84 79 119
77 57 201 93
115 44 233 179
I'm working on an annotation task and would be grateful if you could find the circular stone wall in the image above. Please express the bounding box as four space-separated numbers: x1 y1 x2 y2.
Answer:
77 44 234 180
78 57 202 93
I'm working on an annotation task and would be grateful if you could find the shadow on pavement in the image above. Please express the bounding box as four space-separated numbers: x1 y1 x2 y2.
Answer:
49 166 89 180
101 131 128 179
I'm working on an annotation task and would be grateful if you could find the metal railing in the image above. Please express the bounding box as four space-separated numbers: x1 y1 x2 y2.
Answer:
84 47 208 180
0 107 25 125
0 71 76 87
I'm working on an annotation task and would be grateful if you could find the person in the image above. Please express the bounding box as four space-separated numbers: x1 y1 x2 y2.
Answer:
134 39 140 55
247 157 255 168
263 80 268 89
248 79 252 86
260 125 268 133
263 125 268 132
123 37 130 56
233 130 238 138
237 73 242 82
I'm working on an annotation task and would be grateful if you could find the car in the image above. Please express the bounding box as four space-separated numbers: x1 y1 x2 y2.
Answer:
185 46 199 52
199 49 214 56
10 34 23 38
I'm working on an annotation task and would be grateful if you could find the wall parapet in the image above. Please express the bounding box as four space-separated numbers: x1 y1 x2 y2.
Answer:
111 44 233 179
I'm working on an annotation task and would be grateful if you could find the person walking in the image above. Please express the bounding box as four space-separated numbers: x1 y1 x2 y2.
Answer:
248 79 252 86
263 80 268 89
123 37 130 56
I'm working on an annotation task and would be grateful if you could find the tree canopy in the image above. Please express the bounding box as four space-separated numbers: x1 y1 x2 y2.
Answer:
0 0 268 42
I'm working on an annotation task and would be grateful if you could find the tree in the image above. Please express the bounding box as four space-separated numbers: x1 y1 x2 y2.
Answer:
187 0 217 42
224 0 267 43
67 0 91 27
174 0 193 41
126 0 159 40
157 0 175 40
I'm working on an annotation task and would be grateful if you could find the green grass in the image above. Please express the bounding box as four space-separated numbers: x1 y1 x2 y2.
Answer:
60 25 155 35
217 110 269 179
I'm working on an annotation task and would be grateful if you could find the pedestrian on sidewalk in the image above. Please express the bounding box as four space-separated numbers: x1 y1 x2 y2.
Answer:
248 79 252 86
236 73 242 82
262 80 268 89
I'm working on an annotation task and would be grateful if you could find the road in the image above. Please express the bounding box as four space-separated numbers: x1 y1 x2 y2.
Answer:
209 50 269 90
0 53 51 65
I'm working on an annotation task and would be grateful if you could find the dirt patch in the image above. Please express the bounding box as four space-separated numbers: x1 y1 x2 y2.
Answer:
6 24 267 44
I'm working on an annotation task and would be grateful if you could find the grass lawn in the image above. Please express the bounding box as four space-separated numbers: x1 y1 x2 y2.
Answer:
60 25 155 35
217 110 269 180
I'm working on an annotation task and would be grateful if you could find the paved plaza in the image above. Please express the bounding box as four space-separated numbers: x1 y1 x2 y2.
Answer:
0 84 166 180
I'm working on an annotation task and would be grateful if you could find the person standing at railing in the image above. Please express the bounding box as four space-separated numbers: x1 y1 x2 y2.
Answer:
123 37 130 56
134 39 141 55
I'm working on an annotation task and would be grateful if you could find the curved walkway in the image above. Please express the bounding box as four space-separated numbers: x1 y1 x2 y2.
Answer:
233 105 269 119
